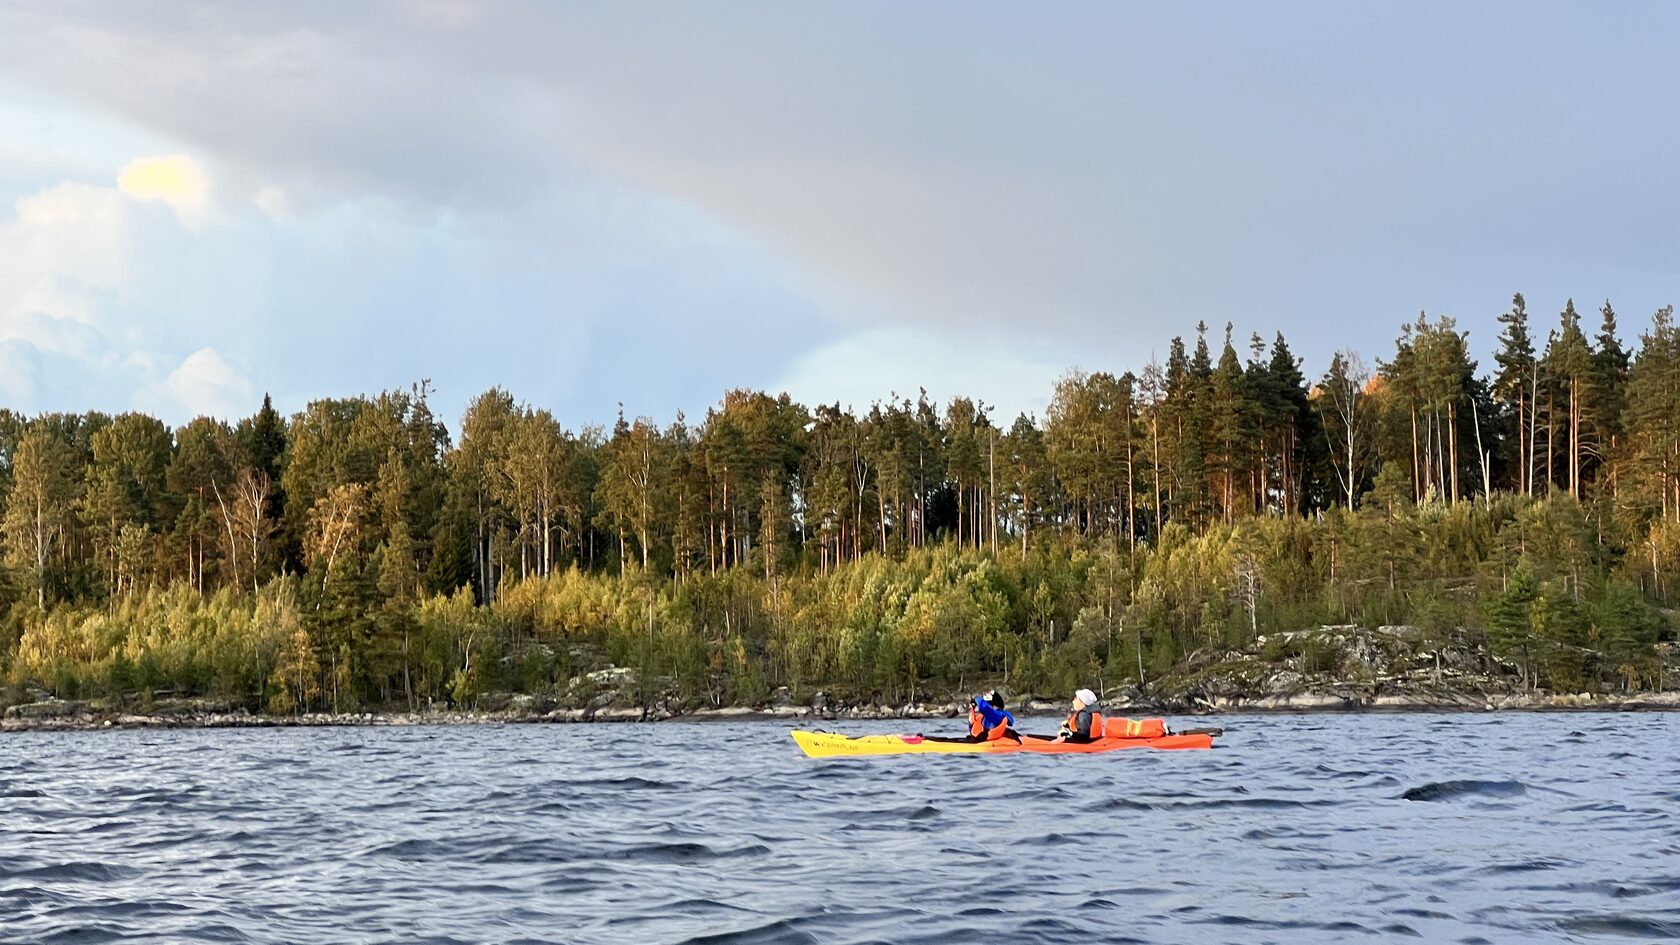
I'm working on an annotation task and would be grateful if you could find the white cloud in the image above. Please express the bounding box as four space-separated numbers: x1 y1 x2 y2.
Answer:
0 174 251 421
1 181 132 353
10 181 131 295
0 180 136 412
772 325 1069 424
413 1 481 29
142 346 254 420
254 183 290 220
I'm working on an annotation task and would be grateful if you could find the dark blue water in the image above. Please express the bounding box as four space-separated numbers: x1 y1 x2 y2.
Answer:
2 713 1677 944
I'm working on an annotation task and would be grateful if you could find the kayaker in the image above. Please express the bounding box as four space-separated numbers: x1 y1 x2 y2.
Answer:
1051 688 1102 744
967 690 1019 742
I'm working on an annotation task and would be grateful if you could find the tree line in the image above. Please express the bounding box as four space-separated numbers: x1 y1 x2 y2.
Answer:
2 294 1677 712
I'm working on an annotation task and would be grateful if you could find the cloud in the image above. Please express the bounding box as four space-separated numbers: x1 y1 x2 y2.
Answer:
253 184 290 220
2 4 1678 428
117 154 209 224
772 325 1070 424
0 174 250 421
142 346 254 420
0 178 138 411
1 181 133 348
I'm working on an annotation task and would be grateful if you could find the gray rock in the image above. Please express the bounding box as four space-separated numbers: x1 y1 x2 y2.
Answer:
1280 693 1353 710
505 693 557 714
688 706 757 719
150 697 232 718
1263 670 1305 695
3 699 89 720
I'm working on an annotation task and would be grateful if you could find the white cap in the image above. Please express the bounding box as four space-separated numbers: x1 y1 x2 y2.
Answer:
1075 688 1098 707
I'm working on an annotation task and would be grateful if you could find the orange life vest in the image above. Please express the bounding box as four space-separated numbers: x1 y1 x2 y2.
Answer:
969 709 1011 741
1063 709 1103 739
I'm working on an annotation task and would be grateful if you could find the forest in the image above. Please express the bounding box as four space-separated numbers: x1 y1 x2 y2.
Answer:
2 294 1679 714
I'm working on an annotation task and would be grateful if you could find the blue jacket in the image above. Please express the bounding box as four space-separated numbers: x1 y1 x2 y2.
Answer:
974 697 1014 730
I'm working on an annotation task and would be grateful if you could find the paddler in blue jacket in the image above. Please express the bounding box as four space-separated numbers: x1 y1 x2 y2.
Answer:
967 690 1019 742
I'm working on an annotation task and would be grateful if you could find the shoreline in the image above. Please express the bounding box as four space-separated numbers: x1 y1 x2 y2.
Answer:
5 690 1680 733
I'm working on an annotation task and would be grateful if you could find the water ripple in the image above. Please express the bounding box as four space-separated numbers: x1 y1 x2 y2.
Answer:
0 713 1676 943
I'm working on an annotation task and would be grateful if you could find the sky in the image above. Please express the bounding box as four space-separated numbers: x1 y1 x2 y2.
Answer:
0 2 1676 431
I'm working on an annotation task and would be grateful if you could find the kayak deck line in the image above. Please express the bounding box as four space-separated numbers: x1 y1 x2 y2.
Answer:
790 728 1217 758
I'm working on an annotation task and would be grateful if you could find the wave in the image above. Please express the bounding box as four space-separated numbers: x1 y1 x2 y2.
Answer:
1480 858 1574 874
615 841 771 864
1088 796 1337 811
1400 780 1526 802
1558 915 1680 938
12 861 138 883
5 717 1673 945
676 919 820 945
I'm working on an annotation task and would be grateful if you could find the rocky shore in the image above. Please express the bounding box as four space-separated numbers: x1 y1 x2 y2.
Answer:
6 625 1678 733
5 688 1680 734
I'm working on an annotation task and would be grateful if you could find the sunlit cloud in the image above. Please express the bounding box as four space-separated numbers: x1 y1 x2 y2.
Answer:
773 325 1068 424
117 154 208 217
142 346 255 421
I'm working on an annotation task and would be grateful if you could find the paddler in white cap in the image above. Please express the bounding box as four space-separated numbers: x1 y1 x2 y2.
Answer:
1051 688 1103 744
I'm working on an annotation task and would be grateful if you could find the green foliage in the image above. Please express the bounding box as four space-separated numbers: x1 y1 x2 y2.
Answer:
8 300 1680 707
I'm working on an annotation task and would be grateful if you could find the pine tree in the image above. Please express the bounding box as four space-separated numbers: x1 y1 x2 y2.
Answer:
1209 327 1252 523
1004 414 1051 553
1493 293 1537 494
1626 306 1680 519
1547 300 1597 499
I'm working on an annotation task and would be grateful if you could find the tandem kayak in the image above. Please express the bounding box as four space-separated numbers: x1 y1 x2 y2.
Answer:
791 728 1217 758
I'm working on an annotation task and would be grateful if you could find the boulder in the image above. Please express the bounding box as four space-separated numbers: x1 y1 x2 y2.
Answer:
1262 670 1305 695
150 697 232 719
1281 692 1353 710
1103 687 1142 709
3 699 89 721
1370 693 1436 709
690 706 757 719
505 693 557 715
585 667 637 687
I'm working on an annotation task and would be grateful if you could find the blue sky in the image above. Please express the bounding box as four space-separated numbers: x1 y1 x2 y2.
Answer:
0 2 1676 430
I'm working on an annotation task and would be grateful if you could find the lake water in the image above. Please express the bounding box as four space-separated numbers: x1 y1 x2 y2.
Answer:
1 713 1677 944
